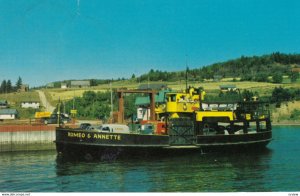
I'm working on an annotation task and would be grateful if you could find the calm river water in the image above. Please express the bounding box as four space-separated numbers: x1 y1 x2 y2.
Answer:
0 126 299 192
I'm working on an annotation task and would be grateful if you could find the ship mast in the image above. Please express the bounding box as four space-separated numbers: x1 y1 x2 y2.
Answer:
110 80 113 123
185 55 188 92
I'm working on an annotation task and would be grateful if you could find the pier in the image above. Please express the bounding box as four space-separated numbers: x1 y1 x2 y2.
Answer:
0 125 56 152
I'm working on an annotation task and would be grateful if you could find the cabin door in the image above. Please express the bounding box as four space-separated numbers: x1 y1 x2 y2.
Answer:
168 118 196 145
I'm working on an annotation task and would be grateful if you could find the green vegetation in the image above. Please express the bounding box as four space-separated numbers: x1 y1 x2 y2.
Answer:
290 72 299 82
0 91 40 104
0 76 23 94
135 52 300 83
272 72 283 84
271 86 300 105
60 91 140 120
62 91 113 120
290 109 300 120
18 108 39 119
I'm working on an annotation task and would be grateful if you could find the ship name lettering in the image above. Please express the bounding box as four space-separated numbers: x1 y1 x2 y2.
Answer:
67 132 85 138
93 133 121 141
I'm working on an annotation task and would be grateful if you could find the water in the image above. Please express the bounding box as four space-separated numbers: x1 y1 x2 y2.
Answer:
0 126 300 192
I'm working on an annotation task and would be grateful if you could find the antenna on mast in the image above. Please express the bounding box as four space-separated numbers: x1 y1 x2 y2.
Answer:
185 55 188 92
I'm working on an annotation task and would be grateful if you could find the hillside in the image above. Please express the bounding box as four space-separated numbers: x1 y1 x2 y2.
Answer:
192 52 300 80
136 52 300 83
43 52 300 86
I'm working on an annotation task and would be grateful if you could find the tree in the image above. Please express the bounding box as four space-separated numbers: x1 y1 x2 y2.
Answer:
290 72 299 83
131 74 136 79
82 91 97 106
240 74 253 81
6 80 12 93
64 91 113 120
272 72 283 83
255 72 269 82
0 80 7 94
241 90 254 101
16 76 22 90
271 87 292 103
90 79 98 86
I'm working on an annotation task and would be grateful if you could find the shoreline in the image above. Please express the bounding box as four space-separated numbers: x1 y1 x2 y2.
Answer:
272 122 300 126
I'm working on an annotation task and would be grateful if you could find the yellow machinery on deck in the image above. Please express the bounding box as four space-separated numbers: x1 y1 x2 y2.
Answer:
164 87 236 123
163 86 268 127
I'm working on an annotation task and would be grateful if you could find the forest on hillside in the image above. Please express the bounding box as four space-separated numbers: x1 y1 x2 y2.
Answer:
137 52 300 83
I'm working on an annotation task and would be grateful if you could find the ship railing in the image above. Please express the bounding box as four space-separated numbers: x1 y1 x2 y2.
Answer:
201 101 238 111
236 101 271 120
199 101 271 120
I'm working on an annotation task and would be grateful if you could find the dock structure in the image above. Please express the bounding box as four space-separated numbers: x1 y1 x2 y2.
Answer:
116 89 157 123
0 125 56 152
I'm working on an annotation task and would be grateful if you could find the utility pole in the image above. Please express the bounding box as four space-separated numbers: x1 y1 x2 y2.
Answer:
73 90 75 110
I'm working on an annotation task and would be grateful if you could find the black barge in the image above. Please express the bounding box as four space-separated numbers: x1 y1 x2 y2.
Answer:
55 87 272 160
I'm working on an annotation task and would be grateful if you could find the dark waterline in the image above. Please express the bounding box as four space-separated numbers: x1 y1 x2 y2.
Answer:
0 126 300 192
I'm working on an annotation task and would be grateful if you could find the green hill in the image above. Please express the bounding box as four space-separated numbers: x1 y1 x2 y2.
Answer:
137 52 300 83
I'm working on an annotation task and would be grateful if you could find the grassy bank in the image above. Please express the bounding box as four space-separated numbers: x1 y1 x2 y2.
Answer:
0 91 40 105
271 100 300 124
45 80 292 102
0 91 40 119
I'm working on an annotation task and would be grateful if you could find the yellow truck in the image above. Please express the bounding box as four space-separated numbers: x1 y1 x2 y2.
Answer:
35 111 52 119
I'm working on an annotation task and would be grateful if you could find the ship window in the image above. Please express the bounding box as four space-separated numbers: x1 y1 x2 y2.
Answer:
102 127 110 132
168 94 176 102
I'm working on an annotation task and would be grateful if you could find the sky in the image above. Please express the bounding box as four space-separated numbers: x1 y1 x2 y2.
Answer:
1 0 300 87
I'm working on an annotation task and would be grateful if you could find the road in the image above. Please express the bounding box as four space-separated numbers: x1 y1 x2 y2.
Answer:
37 90 56 113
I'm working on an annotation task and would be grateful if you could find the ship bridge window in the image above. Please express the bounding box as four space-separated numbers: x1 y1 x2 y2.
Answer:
167 94 176 102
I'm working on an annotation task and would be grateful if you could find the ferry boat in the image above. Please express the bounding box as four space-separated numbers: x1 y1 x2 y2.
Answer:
55 87 272 160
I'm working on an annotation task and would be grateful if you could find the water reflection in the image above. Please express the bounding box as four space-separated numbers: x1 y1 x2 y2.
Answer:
2 125 299 192
0 150 58 192
55 148 273 192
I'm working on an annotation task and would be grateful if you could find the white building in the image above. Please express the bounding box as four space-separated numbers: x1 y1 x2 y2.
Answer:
137 107 151 121
71 80 90 88
21 101 40 109
0 109 18 120
61 83 68 89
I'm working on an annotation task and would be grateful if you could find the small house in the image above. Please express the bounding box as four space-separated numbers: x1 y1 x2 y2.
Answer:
21 101 40 109
135 89 171 121
0 100 8 108
61 83 68 89
0 109 18 120
71 80 90 88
